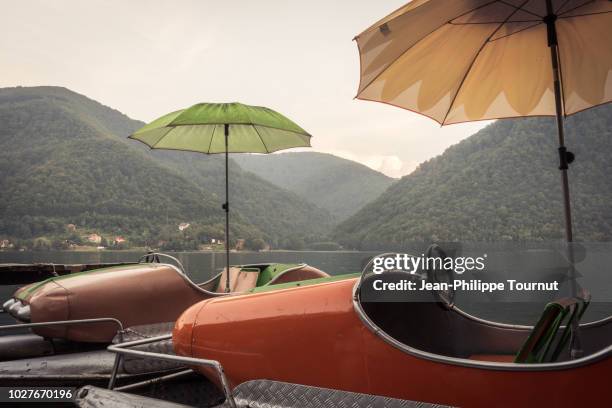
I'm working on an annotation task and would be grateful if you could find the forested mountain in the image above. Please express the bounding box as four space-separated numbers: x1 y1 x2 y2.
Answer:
144 150 334 248
0 86 332 249
334 104 612 249
236 152 394 221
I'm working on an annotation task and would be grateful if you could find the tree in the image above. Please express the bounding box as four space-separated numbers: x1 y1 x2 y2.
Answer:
32 237 52 251
246 238 267 251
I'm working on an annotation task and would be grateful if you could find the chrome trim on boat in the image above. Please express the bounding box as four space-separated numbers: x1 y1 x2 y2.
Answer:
139 253 187 275
140 262 227 297
107 334 236 408
162 261 313 297
2 298 16 312
8 300 22 315
113 369 194 392
0 317 124 334
170 264 248 297
447 304 533 330
16 304 31 322
352 278 612 371
578 313 612 328
449 303 612 330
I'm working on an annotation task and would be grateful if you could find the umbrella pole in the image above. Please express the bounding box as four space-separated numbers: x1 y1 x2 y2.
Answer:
545 3 573 244
224 123 230 293
545 0 582 358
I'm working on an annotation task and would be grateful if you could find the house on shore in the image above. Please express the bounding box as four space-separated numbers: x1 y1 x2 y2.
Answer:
87 234 102 244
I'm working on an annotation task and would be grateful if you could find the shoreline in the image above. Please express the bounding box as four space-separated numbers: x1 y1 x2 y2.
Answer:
0 248 364 254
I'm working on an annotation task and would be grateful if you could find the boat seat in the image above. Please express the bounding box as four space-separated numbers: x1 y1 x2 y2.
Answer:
470 290 591 364
514 290 590 363
215 267 260 293
468 354 515 362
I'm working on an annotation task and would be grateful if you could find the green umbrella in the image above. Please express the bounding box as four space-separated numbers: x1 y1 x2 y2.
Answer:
130 102 311 291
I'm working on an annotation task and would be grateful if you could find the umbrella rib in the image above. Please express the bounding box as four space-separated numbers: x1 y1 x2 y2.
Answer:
441 0 531 125
488 21 542 42
449 19 540 25
555 0 574 15
498 0 544 18
207 124 217 153
148 127 174 149
252 125 271 153
357 0 500 96
557 0 597 17
449 0 505 21
559 10 612 18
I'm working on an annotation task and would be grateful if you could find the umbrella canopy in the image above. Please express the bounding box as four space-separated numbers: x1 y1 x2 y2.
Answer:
130 102 311 292
354 0 612 242
130 102 311 153
355 0 612 125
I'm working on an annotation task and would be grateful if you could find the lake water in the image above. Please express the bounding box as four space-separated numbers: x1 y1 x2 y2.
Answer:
0 250 372 280
0 249 610 326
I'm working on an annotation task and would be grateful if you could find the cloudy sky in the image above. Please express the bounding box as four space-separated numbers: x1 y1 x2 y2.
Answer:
1 0 490 178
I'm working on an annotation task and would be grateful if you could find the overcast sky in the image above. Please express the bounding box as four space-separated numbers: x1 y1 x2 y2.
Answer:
1 0 490 178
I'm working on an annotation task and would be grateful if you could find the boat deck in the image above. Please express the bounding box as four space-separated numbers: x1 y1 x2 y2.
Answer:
76 380 454 408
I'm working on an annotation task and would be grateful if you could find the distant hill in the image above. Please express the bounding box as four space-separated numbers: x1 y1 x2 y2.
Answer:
236 152 395 222
334 104 612 249
0 86 332 249
142 150 334 248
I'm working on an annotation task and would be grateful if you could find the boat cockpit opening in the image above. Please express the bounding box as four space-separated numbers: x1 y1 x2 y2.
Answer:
140 255 329 295
354 251 612 368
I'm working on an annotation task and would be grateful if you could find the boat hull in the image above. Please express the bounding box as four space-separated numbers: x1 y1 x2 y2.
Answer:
173 277 611 407
4 262 328 343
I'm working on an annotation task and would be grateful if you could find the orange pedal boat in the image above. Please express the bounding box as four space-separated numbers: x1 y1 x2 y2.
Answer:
173 266 611 407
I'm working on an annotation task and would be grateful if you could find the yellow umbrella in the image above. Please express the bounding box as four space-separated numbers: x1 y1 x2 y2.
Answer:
355 0 612 244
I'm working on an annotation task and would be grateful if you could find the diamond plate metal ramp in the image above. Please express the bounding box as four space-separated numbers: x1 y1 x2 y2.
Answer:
222 380 453 408
75 385 193 408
